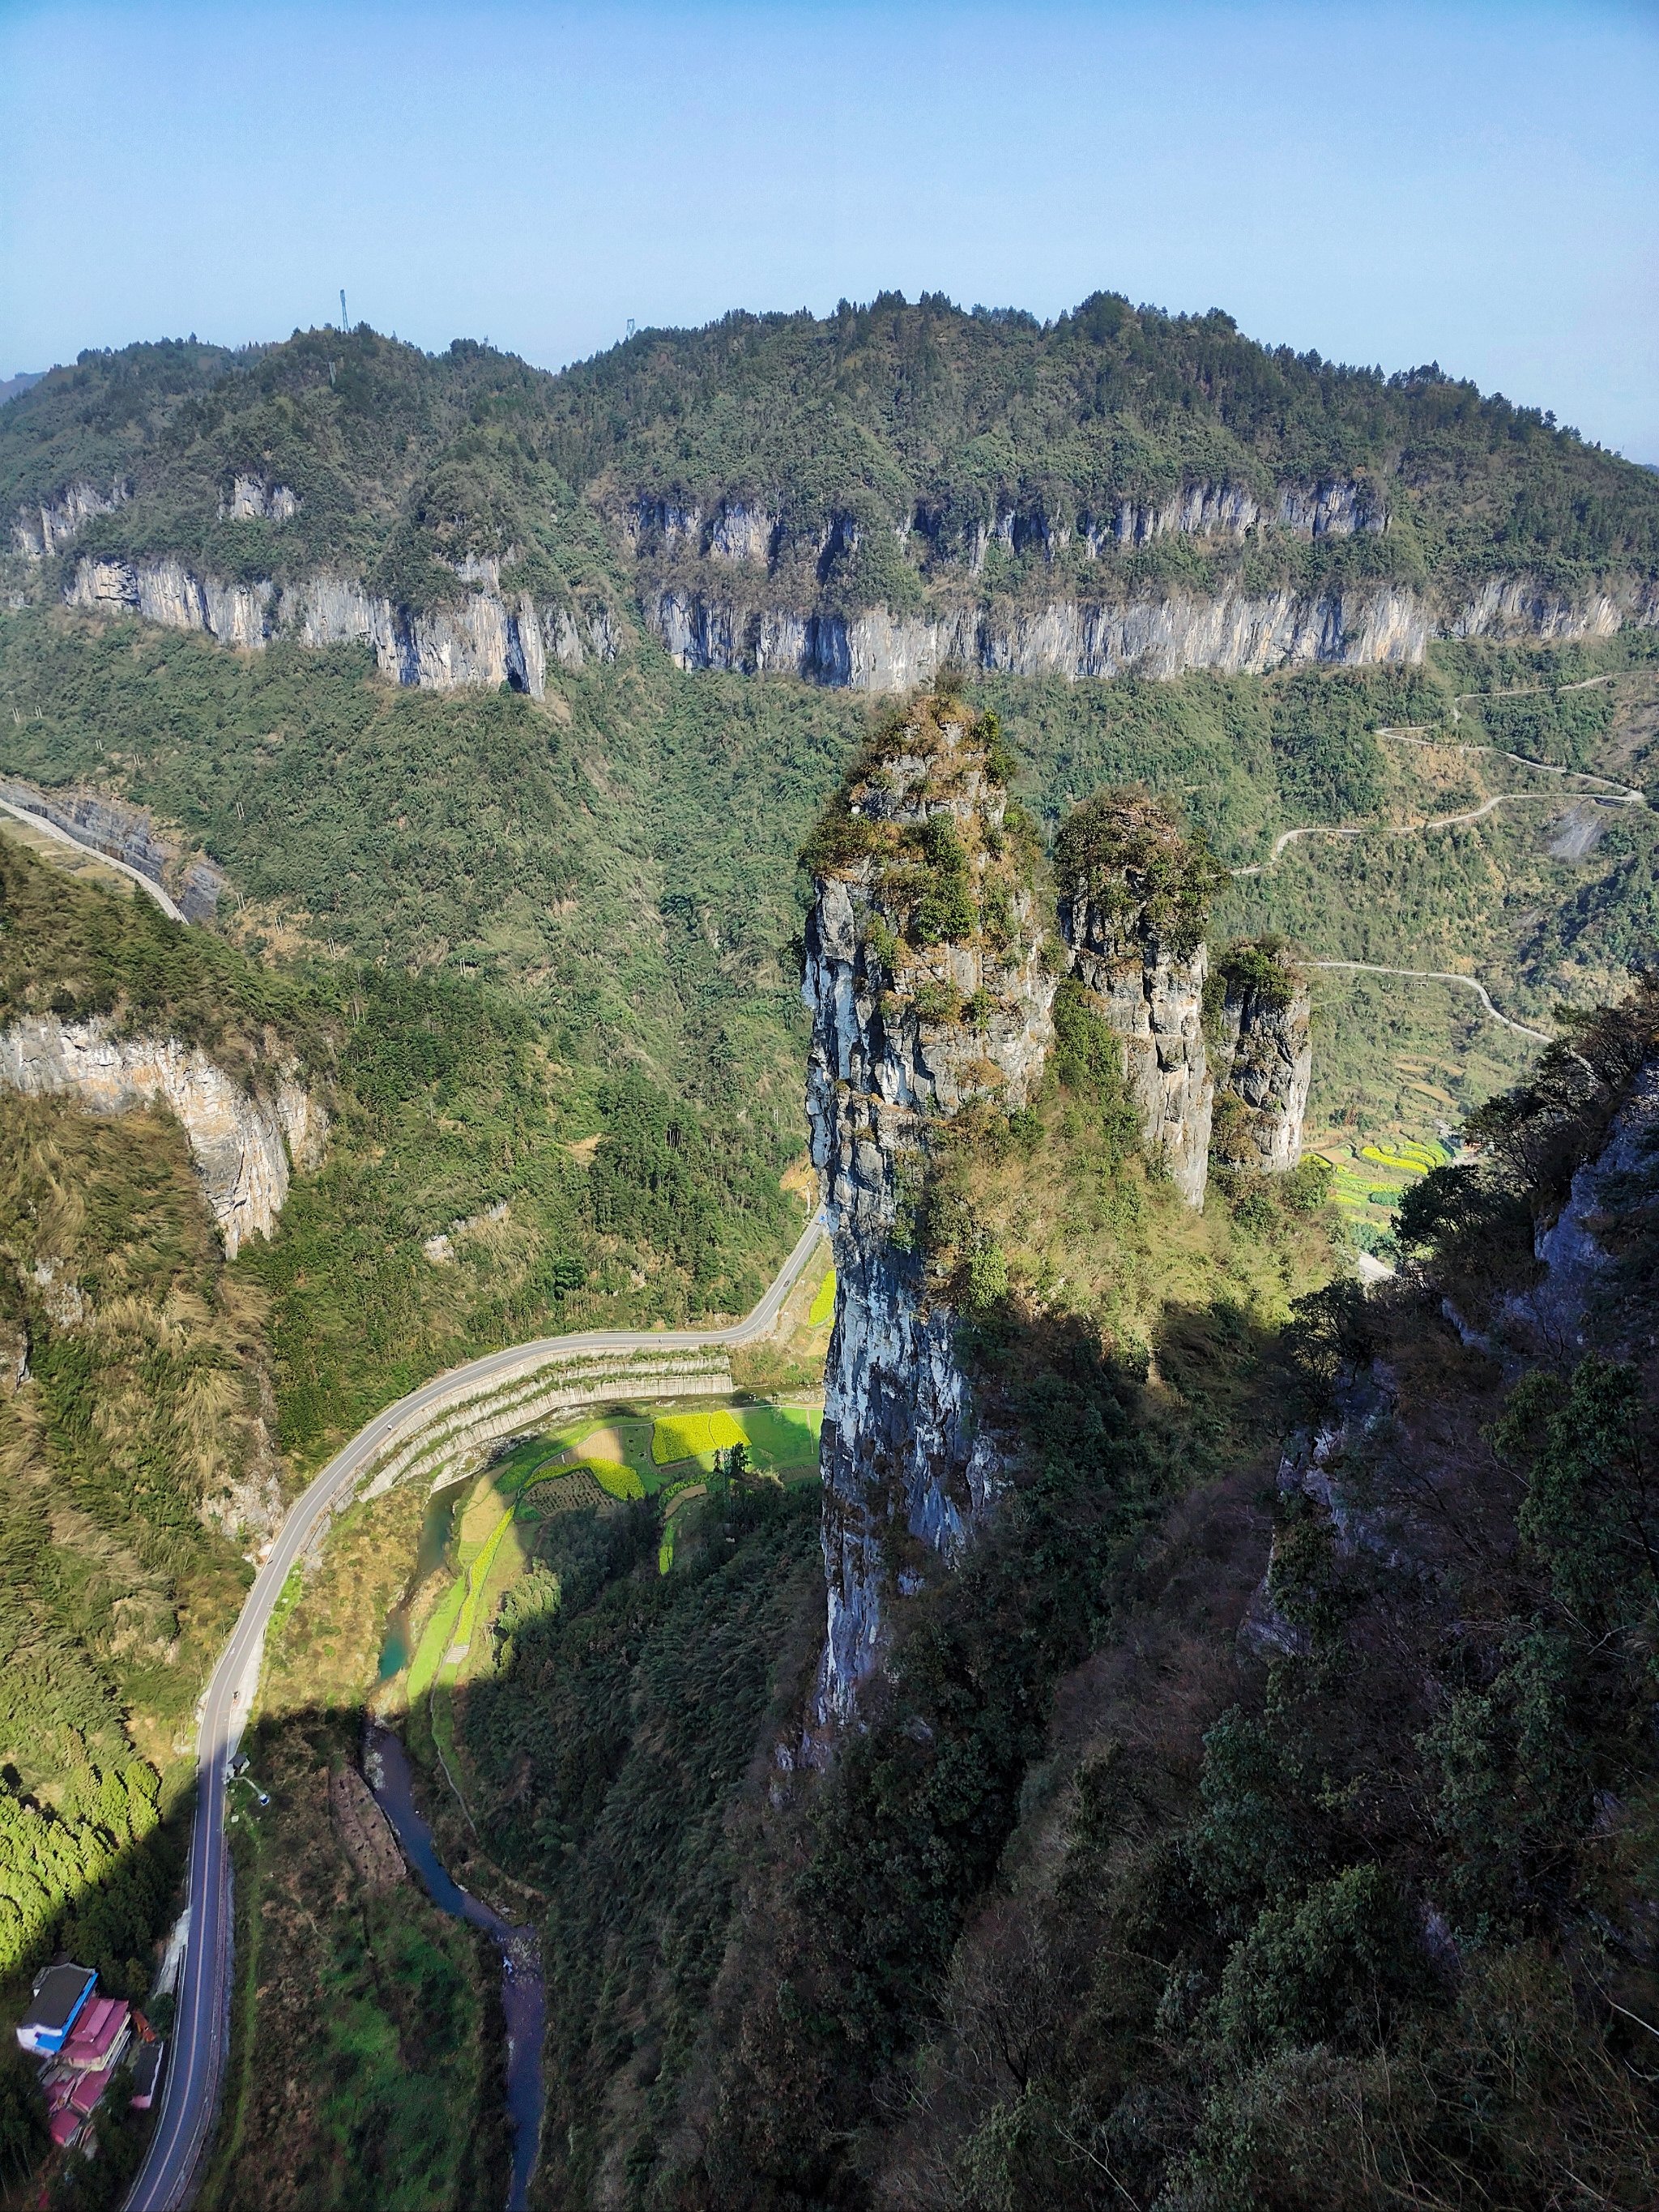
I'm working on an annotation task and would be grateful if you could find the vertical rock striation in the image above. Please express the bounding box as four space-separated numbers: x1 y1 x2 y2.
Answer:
803 699 1056 1723
1054 793 1224 1208
1213 940 1313 1172
61 554 618 698
0 1016 326 1255
803 748 1299 1732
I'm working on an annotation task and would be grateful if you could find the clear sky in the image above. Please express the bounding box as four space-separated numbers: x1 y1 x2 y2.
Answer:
2 0 1655 457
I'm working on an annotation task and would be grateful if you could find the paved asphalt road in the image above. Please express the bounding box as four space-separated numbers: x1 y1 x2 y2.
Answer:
0 794 190 921
121 1210 828 2211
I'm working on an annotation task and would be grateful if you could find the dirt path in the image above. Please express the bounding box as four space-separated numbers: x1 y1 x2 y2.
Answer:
1309 961 1553 1042
1232 726 1644 879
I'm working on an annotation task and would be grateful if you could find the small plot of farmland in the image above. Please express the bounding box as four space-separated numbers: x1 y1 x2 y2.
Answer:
650 1402 823 1474
1311 1132 1452 1254
385 1400 825 1703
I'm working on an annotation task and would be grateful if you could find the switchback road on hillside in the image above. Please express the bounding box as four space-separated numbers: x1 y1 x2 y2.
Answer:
1230 718 1646 879
1309 960 1554 1043
121 1210 828 2212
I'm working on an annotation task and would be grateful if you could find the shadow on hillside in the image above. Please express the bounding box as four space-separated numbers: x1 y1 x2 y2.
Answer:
0 1695 515 2212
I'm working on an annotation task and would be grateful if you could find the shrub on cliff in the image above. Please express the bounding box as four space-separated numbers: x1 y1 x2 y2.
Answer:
1054 786 1228 960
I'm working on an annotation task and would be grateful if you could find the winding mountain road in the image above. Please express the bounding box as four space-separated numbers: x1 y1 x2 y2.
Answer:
1230 712 1645 876
1308 961 1553 1042
0 793 189 921
120 1210 828 2212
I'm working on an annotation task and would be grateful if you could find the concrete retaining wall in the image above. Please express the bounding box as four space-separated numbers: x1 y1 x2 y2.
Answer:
356 1343 735 1505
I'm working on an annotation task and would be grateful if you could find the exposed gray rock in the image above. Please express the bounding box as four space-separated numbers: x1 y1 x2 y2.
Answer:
218 475 299 523
1503 1055 1659 1353
49 501 1659 698
0 776 226 918
646 580 1435 689
804 710 1056 1724
11 478 128 559
62 552 620 700
1056 803 1215 1208
1450 573 1659 643
1215 946 1312 1171
0 1016 326 1256
707 501 774 563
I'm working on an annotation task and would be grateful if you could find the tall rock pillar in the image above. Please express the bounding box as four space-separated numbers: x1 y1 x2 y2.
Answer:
802 698 1056 1724
1213 940 1313 1171
1053 791 1224 1208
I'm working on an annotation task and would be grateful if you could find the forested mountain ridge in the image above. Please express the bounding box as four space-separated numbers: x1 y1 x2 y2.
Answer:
0 290 1654 2211
4 297 1656 696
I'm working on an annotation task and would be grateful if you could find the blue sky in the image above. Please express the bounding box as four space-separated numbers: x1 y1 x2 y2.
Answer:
2 0 1655 455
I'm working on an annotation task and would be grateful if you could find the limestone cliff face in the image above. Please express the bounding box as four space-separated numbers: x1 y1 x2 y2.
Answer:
0 1016 326 1256
804 705 1056 1722
35 456 1658 697
11 478 128 559
1449 573 1659 644
630 460 1657 689
1214 945 1313 1172
218 474 299 523
649 580 1433 690
1502 1055 1659 1353
647 573 1659 691
1055 797 1218 1208
62 553 618 698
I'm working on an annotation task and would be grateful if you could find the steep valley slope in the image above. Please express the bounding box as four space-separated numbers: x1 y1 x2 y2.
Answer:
0 292 1656 2211
0 825 816 2199
471 697 1659 2212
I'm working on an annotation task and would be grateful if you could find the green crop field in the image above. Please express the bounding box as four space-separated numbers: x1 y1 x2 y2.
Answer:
736 1404 824 1470
650 1403 824 1471
651 1409 748 1466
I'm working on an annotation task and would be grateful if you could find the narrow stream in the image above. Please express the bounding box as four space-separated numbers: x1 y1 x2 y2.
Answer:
377 1475 469 1680
365 1723 545 2210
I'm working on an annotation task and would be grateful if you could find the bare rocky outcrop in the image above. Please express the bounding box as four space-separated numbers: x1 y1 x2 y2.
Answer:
0 776 225 918
0 1016 326 1256
1213 940 1313 1172
1502 1055 1659 1354
802 739 1289 1727
35 456 1657 699
11 478 128 560
218 474 299 523
1055 794 1220 1208
804 703 1056 1723
648 580 1435 689
1449 573 1659 644
1079 475 1386 551
62 553 619 698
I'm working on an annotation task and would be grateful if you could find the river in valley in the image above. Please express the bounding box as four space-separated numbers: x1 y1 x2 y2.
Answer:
377 1474 469 1680
365 1722 545 2210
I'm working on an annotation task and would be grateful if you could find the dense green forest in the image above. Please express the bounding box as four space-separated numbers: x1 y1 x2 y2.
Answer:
5 299 1657 626
0 827 811 2184
482 978 1657 2210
